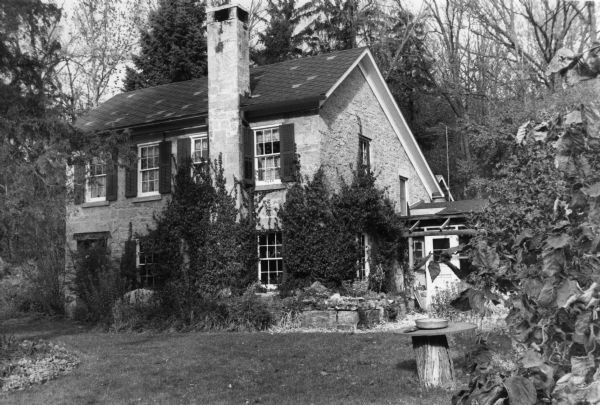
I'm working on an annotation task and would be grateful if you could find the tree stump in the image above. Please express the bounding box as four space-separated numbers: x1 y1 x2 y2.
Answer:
412 335 454 388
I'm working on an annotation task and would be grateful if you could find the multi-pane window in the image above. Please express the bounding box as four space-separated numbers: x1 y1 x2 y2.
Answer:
139 144 159 195
86 159 106 201
192 136 209 164
359 136 370 170
357 234 370 280
258 232 283 286
255 127 281 183
137 240 157 288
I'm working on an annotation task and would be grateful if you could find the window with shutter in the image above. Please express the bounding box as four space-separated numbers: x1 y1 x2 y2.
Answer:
252 124 295 185
137 142 160 196
85 158 107 202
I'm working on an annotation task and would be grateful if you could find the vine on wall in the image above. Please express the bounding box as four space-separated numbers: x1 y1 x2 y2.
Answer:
278 167 405 293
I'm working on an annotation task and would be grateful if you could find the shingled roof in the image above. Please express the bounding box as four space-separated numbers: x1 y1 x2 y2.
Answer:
410 199 488 217
77 47 368 132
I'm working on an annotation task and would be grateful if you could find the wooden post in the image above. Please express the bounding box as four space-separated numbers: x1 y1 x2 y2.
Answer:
412 335 454 388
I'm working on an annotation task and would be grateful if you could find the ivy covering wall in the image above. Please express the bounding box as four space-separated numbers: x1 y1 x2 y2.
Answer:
278 168 405 293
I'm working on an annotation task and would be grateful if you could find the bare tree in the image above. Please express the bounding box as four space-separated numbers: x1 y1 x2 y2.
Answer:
55 0 152 119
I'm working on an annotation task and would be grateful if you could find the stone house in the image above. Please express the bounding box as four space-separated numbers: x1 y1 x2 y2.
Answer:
67 3 448 292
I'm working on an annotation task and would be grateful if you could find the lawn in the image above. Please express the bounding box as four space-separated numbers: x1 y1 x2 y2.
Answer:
0 317 469 404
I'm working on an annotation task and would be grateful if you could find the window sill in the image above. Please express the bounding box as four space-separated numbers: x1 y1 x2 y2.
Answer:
82 200 109 208
255 183 287 192
132 194 162 203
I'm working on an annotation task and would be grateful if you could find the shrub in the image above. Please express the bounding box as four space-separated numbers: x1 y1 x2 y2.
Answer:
279 167 405 291
227 293 273 331
73 245 123 323
136 156 258 324
0 336 79 392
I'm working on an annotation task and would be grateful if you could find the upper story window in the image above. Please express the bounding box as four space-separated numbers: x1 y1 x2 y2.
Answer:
359 135 370 171
86 158 106 202
139 143 160 196
398 176 408 216
255 127 281 184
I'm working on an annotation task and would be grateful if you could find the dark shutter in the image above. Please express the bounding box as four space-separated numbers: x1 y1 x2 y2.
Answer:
279 123 296 182
106 150 118 201
73 164 85 204
125 147 138 198
242 126 254 183
177 137 191 168
159 140 172 194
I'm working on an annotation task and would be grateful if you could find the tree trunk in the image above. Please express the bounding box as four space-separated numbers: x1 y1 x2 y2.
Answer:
412 335 454 388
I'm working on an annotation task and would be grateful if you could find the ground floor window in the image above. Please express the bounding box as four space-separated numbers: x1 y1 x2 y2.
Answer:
357 234 370 280
258 232 283 286
75 232 109 252
137 240 157 288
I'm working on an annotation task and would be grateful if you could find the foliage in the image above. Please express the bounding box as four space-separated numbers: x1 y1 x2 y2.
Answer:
138 157 258 325
0 336 79 392
57 0 150 117
252 0 314 65
72 244 124 323
279 167 404 292
123 0 207 91
454 74 600 402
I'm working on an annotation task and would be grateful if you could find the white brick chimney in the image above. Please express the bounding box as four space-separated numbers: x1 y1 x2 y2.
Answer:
207 2 250 186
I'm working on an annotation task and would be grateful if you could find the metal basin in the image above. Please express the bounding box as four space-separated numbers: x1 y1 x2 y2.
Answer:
415 318 449 330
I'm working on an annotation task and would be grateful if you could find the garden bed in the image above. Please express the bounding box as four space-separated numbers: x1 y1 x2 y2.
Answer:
0 336 79 392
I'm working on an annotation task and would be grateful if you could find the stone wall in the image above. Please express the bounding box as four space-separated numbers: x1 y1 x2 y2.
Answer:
319 67 430 210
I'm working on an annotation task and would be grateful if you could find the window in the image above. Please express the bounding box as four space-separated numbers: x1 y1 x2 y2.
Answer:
255 127 281 183
86 158 106 202
76 237 107 252
432 238 450 262
413 239 424 260
398 176 408 216
138 143 160 196
357 234 370 280
359 136 370 170
137 240 157 288
192 136 209 165
258 232 283 286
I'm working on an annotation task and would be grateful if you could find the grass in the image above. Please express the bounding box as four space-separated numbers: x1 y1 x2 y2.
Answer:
0 317 473 404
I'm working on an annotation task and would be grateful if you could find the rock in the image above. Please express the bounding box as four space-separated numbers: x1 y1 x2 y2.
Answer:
307 281 329 295
358 308 383 328
124 288 155 305
300 310 337 328
337 310 359 331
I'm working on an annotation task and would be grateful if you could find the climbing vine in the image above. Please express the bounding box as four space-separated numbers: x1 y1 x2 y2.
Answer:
278 167 405 293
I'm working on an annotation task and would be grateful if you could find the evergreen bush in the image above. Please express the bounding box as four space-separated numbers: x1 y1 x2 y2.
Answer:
137 156 258 325
279 167 405 292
